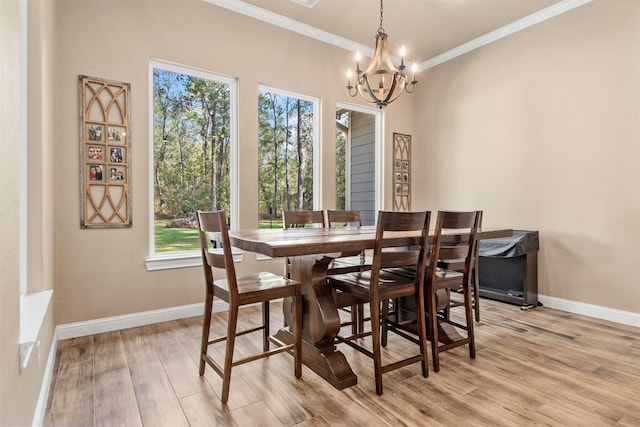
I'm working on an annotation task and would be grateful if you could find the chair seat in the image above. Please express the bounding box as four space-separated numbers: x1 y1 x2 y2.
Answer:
436 268 463 279
328 256 373 274
214 271 300 304
438 259 464 271
329 270 419 301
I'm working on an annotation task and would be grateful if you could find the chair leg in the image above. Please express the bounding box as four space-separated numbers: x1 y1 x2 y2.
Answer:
293 290 302 378
221 304 238 404
350 304 358 335
370 300 384 395
443 289 451 320
473 257 481 322
463 283 476 359
263 301 270 352
199 291 214 376
427 285 440 373
415 286 429 378
381 299 389 347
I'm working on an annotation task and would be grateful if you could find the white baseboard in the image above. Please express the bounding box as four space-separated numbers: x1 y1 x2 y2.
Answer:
56 300 227 340
32 328 58 427
538 294 640 327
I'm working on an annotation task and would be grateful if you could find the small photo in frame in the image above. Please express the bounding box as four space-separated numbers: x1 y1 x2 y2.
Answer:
395 172 402 182
87 164 104 182
402 161 410 171
395 159 402 171
86 123 104 142
403 184 410 194
108 166 126 182
108 126 126 144
402 172 409 183
87 145 104 160
395 183 402 194
109 147 125 163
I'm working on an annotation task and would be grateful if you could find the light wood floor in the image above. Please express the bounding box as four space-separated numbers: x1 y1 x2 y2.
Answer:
44 298 640 426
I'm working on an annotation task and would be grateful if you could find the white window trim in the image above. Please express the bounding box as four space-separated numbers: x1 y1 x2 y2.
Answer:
18 0 54 371
19 0 28 295
146 59 238 271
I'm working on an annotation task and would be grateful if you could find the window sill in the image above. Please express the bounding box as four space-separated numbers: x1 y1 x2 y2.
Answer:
19 289 53 371
146 250 244 271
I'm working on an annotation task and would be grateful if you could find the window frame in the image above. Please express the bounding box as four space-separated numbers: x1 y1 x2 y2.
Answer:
146 59 238 271
335 101 384 216
257 84 321 212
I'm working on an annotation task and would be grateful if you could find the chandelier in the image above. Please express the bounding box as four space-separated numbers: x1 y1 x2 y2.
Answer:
347 0 417 109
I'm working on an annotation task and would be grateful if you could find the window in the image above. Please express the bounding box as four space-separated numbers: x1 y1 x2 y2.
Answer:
148 60 237 268
257 86 319 228
335 102 382 226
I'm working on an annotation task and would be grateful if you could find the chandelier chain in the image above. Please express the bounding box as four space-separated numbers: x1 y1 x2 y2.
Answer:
378 0 384 34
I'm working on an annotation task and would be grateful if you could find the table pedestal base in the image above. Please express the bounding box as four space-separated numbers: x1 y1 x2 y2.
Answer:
273 329 357 390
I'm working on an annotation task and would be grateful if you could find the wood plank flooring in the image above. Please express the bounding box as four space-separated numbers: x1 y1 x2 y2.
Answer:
44 299 640 426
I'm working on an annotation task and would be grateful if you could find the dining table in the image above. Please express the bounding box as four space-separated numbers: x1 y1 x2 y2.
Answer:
229 224 512 389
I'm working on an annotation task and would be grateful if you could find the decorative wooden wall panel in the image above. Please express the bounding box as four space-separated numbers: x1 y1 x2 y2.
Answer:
393 133 411 212
79 75 131 228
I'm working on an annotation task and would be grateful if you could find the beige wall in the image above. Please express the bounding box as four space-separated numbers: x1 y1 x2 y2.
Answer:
53 0 416 325
413 0 640 312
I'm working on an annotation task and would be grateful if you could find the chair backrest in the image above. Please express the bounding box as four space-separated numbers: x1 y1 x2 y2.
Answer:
327 210 363 258
370 211 431 295
327 210 362 228
429 211 481 283
283 210 325 228
197 210 238 298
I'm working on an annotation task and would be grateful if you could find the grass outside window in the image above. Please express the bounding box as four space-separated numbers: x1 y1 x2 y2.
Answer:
154 220 284 252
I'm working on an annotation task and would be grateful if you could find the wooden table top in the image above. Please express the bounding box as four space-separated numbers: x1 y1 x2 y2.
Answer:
229 226 513 258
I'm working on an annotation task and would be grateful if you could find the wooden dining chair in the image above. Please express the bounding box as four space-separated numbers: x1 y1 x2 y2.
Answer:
326 209 372 334
326 209 366 260
282 210 325 228
328 210 431 395
282 209 326 279
426 210 481 372
282 209 363 334
438 210 483 322
197 210 302 404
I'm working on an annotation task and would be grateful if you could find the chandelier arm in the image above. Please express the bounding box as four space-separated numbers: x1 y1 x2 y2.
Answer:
381 76 402 105
357 79 377 105
404 81 417 94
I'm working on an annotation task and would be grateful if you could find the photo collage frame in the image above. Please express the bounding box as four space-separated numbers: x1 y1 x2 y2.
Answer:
80 75 131 228
393 133 411 212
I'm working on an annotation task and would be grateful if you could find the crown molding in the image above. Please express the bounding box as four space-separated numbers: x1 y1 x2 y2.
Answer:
419 0 593 71
203 0 373 57
205 0 592 71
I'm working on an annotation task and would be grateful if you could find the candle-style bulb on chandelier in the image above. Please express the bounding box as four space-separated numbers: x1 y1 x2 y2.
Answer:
347 0 418 109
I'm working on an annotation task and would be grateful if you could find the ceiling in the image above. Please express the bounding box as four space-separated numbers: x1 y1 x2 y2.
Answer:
206 0 590 71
